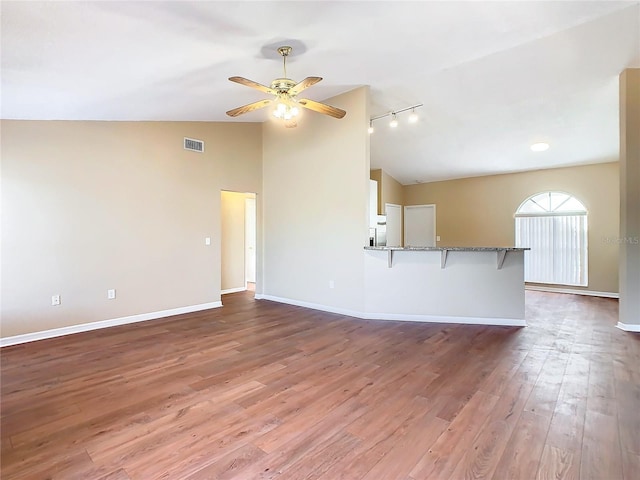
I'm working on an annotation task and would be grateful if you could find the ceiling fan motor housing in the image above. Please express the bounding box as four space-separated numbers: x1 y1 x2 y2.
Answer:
271 78 297 93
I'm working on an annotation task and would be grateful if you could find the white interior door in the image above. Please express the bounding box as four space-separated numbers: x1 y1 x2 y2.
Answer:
245 197 256 283
385 203 402 247
404 204 436 247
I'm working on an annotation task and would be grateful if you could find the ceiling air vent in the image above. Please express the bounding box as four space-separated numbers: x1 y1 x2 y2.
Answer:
184 137 204 153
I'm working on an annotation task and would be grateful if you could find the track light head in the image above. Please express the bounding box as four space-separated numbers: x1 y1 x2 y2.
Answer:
408 108 418 123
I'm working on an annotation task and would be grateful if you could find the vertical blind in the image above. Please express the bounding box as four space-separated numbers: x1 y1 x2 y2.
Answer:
515 214 588 286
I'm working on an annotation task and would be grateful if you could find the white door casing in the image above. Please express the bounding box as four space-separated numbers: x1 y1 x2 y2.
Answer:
245 197 257 283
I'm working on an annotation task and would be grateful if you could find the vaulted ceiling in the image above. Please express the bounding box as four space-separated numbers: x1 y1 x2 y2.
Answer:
2 1 639 183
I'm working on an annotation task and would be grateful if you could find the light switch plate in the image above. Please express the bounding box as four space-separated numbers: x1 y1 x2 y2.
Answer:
205 237 211 246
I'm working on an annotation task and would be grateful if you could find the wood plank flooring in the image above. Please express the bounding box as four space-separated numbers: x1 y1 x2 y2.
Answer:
1 291 637 479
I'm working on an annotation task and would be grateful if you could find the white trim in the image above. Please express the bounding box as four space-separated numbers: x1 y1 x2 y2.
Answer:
525 285 619 298
361 312 526 327
259 295 364 319
515 212 586 217
0 301 223 348
515 191 587 215
258 295 526 327
616 322 640 332
221 287 247 295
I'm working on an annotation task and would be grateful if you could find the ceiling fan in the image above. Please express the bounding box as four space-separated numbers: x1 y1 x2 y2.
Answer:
226 46 346 127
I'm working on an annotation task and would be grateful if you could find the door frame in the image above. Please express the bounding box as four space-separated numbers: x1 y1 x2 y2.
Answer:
244 196 257 286
220 190 258 297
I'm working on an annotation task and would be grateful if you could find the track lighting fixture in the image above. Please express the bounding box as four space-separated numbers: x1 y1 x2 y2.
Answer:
368 103 423 133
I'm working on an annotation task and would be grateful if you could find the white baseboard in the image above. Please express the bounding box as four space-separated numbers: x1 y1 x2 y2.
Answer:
525 285 619 299
616 322 640 332
258 295 364 318
360 312 526 327
221 287 247 295
258 294 526 327
0 301 223 348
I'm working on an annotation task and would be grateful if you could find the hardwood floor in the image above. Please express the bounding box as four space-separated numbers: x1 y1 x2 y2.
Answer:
1 291 637 479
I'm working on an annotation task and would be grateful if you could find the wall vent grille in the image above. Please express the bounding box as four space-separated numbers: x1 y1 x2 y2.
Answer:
184 137 204 153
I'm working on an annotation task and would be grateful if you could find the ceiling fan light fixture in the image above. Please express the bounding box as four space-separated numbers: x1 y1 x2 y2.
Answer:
389 113 398 128
273 99 300 120
273 103 285 118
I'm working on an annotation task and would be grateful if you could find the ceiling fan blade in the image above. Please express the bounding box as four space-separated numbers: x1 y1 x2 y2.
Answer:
288 77 322 96
284 120 297 129
297 98 346 119
228 76 276 95
226 99 272 117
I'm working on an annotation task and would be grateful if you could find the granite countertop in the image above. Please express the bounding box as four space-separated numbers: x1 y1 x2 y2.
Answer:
364 246 530 251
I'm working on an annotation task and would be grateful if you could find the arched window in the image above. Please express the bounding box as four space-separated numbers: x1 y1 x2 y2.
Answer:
515 192 588 286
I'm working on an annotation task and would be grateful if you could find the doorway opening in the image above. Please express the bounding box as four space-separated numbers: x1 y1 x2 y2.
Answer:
221 190 257 296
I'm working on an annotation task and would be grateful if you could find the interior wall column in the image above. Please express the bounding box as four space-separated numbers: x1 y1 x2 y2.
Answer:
618 68 640 331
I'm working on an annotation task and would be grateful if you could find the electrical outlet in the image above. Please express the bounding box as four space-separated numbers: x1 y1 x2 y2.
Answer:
107 289 116 300
436 235 441 242
329 280 335 289
51 295 60 306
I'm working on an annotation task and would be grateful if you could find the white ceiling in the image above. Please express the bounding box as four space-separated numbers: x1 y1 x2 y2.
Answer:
2 1 639 183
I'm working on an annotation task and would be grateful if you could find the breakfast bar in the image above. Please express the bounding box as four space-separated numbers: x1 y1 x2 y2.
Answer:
363 246 530 326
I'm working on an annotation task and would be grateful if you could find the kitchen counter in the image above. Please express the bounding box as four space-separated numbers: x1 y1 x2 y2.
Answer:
363 246 529 326
364 246 529 251
364 246 529 269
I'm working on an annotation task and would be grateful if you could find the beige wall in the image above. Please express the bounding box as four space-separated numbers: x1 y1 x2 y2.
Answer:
262 87 370 311
370 168 403 213
221 191 252 292
370 169 382 214
404 162 620 294
1 120 262 338
380 169 404 211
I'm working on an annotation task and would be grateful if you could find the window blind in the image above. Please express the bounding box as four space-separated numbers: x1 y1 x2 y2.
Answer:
515 214 588 286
